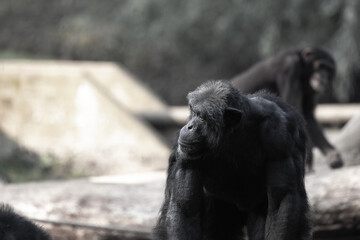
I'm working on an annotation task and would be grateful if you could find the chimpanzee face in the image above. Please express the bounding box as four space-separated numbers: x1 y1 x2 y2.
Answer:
178 98 242 158
309 60 335 93
302 47 336 93
177 107 207 158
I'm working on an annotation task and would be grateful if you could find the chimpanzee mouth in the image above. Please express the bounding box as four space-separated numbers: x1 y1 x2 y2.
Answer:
178 141 204 156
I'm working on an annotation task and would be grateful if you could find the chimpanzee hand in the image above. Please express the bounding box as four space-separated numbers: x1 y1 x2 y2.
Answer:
325 149 343 169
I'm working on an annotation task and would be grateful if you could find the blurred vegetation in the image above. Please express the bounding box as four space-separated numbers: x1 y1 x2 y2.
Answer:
0 0 359 104
0 147 88 183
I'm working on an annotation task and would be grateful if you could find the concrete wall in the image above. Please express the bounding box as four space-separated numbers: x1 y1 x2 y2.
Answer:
0 61 169 176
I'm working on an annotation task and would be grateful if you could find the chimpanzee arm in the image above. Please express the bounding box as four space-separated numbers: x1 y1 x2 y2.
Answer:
153 152 177 239
167 166 203 240
154 153 204 240
305 112 334 153
277 57 303 111
304 112 343 168
265 159 311 240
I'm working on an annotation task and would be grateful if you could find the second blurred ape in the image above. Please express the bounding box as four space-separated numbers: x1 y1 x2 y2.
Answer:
231 47 343 171
0 204 52 240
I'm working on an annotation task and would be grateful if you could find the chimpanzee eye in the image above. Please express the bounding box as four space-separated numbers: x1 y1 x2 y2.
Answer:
319 64 327 70
193 110 203 120
197 112 206 121
189 106 196 117
318 63 333 73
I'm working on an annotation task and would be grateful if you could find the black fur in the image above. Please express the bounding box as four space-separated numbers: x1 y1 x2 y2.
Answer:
153 81 312 240
231 47 343 171
0 204 52 240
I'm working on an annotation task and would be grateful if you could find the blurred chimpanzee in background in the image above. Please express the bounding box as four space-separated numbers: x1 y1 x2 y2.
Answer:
231 47 343 171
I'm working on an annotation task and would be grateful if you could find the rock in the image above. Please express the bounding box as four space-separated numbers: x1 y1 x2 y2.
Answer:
0 61 169 176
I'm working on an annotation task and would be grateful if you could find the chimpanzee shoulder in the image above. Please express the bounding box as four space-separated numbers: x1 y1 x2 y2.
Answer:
248 90 308 161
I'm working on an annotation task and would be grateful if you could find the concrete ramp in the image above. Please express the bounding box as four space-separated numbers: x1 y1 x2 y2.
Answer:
0 60 169 176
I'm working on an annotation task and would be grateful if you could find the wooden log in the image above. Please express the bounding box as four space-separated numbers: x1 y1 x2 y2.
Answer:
1 166 360 239
136 104 360 127
135 106 189 128
315 104 360 125
306 166 360 238
33 219 151 240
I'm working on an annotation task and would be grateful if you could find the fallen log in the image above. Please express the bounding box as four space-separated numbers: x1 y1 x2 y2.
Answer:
315 104 360 125
135 106 189 128
306 166 360 238
0 167 360 239
136 104 360 128
34 219 151 240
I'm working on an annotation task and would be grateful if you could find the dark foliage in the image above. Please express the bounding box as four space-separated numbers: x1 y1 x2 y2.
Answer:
0 1 359 104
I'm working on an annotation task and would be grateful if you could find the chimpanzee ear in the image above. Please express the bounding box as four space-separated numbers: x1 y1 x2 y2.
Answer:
301 47 313 61
224 107 242 127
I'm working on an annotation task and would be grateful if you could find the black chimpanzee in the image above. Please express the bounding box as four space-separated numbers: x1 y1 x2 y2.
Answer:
0 204 52 240
231 47 343 171
153 81 312 240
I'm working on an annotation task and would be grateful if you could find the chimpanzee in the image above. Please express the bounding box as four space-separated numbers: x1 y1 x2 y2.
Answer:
153 81 312 240
0 204 52 240
231 47 343 171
